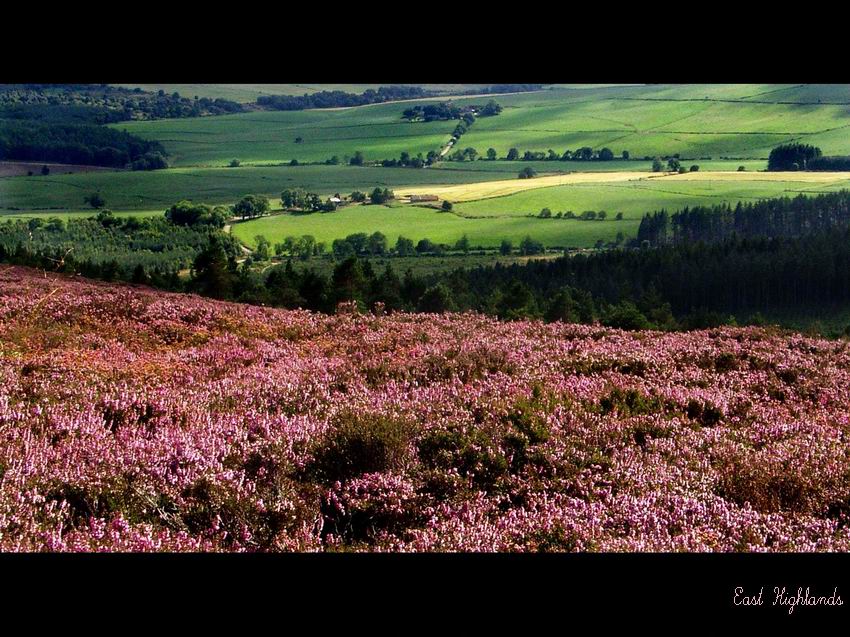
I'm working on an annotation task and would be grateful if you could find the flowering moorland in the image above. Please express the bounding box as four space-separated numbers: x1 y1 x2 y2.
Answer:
1 265 850 552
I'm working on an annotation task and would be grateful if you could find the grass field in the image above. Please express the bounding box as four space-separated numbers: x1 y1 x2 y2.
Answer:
455 86 850 160
230 171 850 250
8 84 850 253
112 102 460 166
451 177 850 218
0 165 524 212
399 170 850 206
7 166 850 250
231 206 632 250
113 84 850 169
428 159 767 175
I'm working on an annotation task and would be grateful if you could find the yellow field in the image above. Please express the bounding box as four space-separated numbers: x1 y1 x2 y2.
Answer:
395 171 652 202
662 171 850 183
396 170 850 203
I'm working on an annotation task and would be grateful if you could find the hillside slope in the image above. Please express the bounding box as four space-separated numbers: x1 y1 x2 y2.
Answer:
114 84 850 167
1 266 849 551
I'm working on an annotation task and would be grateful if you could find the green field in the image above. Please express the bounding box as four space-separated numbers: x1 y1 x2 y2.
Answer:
456 85 850 160
429 159 767 175
112 102 460 166
7 84 850 253
231 205 631 250
112 84 850 169
230 174 850 250
0 165 522 212
451 177 850 218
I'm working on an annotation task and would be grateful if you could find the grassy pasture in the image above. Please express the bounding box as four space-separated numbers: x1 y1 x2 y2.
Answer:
396 171 653 202
452 85 850 159
0 165 518 212
113 84 850 172
451 176 850 218
429 159 767 175
112 102 460 166
397 170 850 206
231 172 850 250
231 205 632 250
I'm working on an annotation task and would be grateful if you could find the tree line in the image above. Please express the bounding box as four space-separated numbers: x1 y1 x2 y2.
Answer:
0 84 244 120
256 86 432 111
7 190 850 335
636 190 850 246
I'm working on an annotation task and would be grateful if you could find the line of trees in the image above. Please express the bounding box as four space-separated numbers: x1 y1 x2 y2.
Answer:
0 212 241 279
257 86 432 111
636 190 850 246
0 85 244 122
9 188 850 335
808 156 850 171
505 147 628 162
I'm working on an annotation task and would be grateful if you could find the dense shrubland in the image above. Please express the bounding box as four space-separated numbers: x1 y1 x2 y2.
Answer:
2 266 850 551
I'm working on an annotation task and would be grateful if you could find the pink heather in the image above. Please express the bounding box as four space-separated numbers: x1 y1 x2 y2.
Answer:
1 265 850 552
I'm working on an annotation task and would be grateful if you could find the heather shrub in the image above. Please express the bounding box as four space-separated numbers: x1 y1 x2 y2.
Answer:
321 473 423 544
418 426 510 492
599 388 664 417
527 524 585 552
715 464 819 515
506 393 551 445
501 390 555 472
7 267 850 551
714 352 739 373
180 476 315 550
630 419 672 447
686 399 723 427
420 347 514 383
44 477 161 530
776 368 800 385
306 412 416 484
714 446 850 517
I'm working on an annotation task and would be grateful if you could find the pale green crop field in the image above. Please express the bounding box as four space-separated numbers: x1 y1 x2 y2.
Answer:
451 177 850 218
231 205 632 250
451 85 850 159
